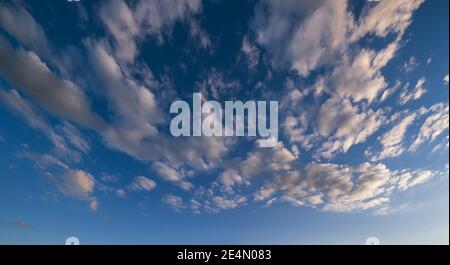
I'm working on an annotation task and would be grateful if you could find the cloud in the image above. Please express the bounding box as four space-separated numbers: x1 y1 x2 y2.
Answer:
240 35 259 69
0 89 87 162
219 169 248 193
0 3 49 56
128 176 157 192
0 36 105 131
379 80 402 103
18 152 98 211
399 77 427 105
351 0 424 40
397 170 436 191
212 195 247 210
57 170 94 198
153 162 193 191
163 194 185 211
444 74 449 85
409 103 449 151
239 141 296 178
59 122 90 154
99 0 140 62
58 169 98 211
0 0 440 217
188 19 211 50
315 97 385 159
371 112 418 160
198 69 241 100
99 0 203 62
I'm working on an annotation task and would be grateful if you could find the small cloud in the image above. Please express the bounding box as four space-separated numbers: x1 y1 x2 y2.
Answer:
100 174 119 183
399 77 427 105
128 176 156 192
116 188 126 198
443 74 449 85
402 56 419 72
163 194 185 212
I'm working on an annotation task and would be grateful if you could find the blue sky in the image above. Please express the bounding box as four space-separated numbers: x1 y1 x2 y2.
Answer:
0 0 448 244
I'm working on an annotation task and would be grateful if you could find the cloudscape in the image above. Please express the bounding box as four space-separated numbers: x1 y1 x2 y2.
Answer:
0 0 448 245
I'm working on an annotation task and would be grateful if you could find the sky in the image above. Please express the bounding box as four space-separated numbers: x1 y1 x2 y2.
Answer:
0 0 448 245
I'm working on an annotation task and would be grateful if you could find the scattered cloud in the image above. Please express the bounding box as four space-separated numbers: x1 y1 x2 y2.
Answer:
400 77 427 105
128 176 157 192
371 112 418 160
0 3 49 56
163 194 185 212
0 36 105 131
409 103 449 151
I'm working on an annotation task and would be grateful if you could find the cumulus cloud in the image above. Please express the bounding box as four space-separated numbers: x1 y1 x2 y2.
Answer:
163 194 185 211
239 141 296 178
443 74 449 85
212 195 247 210
219 169 248 193
128 176 157 192
99 0 203 62
18 152 98 211
331 41 399 103
241 158 438 213
351 0 424 40
402 56 419 73
397 170 436 191
379 80 402 103
153 162 193 191
254 0 350 77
